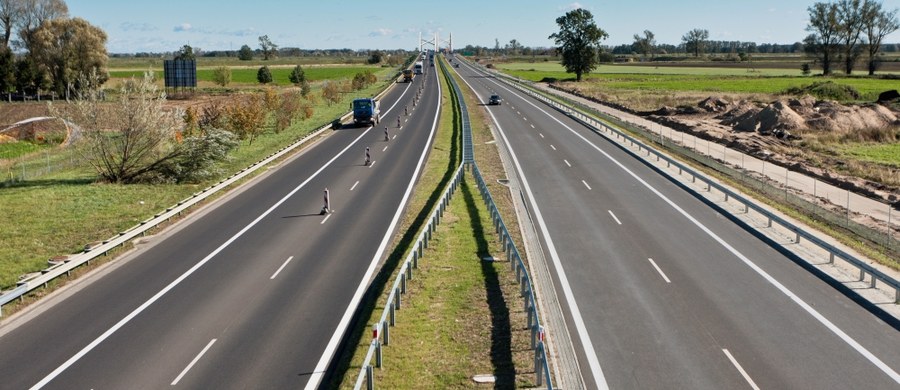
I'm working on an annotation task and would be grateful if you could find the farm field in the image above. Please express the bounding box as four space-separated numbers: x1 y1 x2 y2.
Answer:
495 62 900 101
108 66 381 86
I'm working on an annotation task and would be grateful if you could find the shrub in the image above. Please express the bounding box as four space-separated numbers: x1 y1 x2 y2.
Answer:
289 65 306 86
212 66 232 87
321 81 341 105
783 81 861 101
257 66 273 84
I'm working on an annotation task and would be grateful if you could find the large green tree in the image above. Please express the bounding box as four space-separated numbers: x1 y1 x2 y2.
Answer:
258 34 277 60
632 30 656 59
0 46 14 98
806 2 841 75
862 0 899 75
28 17 107 97
238 44 253 61
14 0 68 49
836 0 865 74
548 8 608 82
681 28 709 57
174 44 195 61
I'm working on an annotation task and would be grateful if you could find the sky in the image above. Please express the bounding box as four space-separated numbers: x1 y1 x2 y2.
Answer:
65 0 900 53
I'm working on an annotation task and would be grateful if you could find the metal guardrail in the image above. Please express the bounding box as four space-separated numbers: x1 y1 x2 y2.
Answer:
0 77 401 316
471 61 900 304
352 164 464 390
354 55 553 389
471 163 553 387
445 56 553 388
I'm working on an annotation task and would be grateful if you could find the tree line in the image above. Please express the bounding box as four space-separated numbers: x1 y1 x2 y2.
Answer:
486 0 898 78
0 0 108 99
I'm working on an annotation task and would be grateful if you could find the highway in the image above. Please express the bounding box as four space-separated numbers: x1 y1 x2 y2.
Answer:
452 58 900 389
0 60 442 389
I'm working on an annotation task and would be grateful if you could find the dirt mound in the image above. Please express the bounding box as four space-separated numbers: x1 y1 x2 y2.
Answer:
710 96 898 135
698 96 731 112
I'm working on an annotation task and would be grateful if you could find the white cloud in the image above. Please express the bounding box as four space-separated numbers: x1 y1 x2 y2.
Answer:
369 28 392 37
560 2 583 11
173 23 192 32
121 22 157 32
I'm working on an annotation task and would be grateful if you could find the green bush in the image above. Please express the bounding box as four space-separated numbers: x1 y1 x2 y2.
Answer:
783 81 861 101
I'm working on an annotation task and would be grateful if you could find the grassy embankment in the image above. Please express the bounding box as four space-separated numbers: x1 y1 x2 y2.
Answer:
0 66 397 294
334 59 534 388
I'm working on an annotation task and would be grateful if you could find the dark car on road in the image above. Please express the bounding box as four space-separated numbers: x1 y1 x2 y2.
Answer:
488 94 502 105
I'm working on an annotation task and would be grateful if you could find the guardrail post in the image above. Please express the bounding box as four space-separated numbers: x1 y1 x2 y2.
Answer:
389 302 396 326
401 272 407 294
859 269 865 282
828 252 835 264
895 288 899 304
376 340 383 368
383 320 390 346
535 343 543 386
366 365 374 390
395 287 402 310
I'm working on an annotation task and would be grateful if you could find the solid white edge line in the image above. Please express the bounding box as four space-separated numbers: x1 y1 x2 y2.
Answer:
320 214 332 225
270 256 294 280
648 258 671 284
29 78 415 390
171 338 217 386
582 180 592 191
608 210 622 225
350 181 359 191
456 66 610 390
303 63 442 390
722 348 761 390
485 73 900 384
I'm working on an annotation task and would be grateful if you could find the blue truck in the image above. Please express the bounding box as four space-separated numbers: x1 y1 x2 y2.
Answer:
352 98 380 126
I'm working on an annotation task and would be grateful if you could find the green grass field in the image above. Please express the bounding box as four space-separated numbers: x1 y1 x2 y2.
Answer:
0 141 48 160
107 55 370 69
837 143 900 167
497 62 900 101
108 66 381 86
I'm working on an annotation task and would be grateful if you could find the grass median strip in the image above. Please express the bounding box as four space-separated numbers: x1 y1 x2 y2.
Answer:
335 58 536 388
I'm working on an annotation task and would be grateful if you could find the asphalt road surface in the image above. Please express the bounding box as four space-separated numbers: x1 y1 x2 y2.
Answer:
0 61 442 389
453 58 900 390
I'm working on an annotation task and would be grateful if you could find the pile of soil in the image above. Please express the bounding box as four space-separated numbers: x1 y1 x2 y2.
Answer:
643 95 900 203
